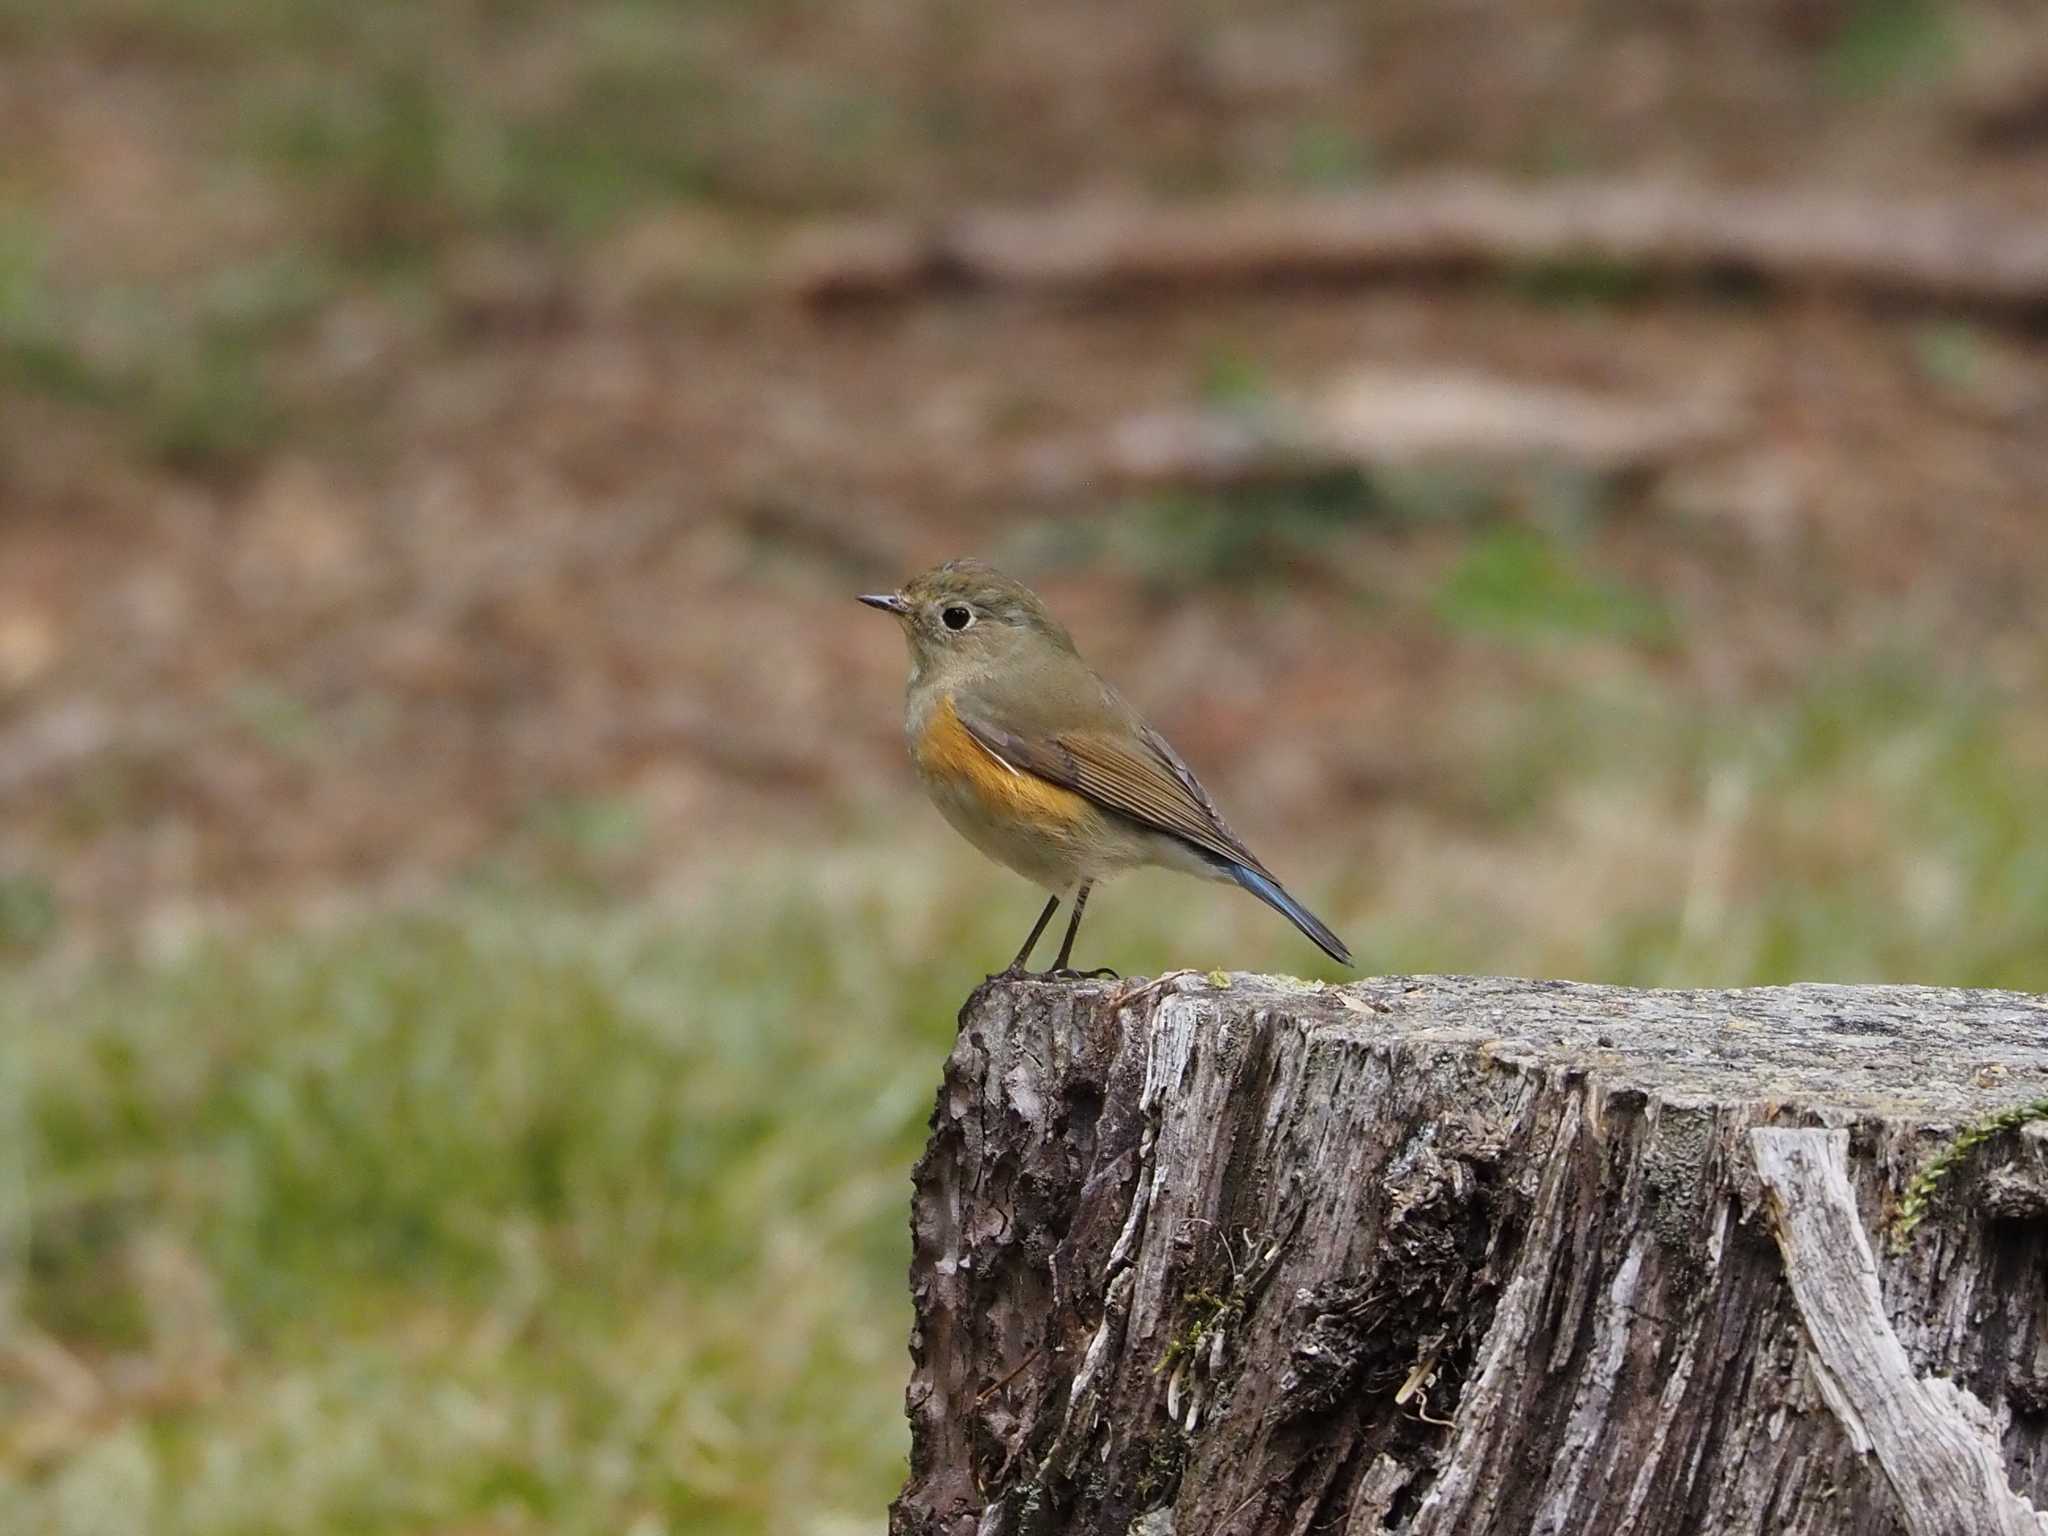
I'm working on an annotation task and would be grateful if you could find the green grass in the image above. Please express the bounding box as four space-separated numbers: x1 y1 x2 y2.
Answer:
1091 480 1380 588
0 231 330 472
1823 0 1956 95
0 875 58 954
2 884 974 1535
1285 121 1377 189
1432 524 1673 646
1502 257 1656 309
1030 468 1502 593
1448 653 2048 989
0 221 121 409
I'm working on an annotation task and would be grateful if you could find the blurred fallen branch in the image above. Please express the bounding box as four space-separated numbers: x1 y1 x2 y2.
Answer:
1021 366 1740 493
1967 69 2048 154
775 177 2048 313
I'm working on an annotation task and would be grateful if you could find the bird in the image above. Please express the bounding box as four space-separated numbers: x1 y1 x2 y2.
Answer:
861 560 1350 978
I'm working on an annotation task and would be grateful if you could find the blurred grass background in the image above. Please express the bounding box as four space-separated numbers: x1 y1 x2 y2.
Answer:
4 0 2048 1531
7 660 2048 1533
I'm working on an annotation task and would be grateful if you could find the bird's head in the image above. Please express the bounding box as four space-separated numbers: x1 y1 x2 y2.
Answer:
860 559 1078 687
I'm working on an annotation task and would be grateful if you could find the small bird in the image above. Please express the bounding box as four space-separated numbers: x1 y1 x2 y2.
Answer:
862 560 1350 977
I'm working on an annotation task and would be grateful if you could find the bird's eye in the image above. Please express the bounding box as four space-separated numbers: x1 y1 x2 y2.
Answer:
941 605 974 631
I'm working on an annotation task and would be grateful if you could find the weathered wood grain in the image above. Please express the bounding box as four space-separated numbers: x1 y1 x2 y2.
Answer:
1754 1128 2048 1536
892 974 2048 1536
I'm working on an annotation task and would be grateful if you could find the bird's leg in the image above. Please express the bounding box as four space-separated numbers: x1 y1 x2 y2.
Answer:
1048 882 1119 980
993 893 1061 980
1050 882 1090 970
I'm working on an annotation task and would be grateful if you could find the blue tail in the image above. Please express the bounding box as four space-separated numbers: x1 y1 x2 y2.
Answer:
1221 861 1352 966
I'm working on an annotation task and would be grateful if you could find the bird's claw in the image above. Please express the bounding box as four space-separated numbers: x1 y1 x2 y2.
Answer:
982 964 1120 985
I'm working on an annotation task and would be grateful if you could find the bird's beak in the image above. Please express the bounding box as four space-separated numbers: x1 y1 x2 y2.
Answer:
859 592 911 615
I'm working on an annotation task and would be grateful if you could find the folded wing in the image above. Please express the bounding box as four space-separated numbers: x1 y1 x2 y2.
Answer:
955 700 1352 967
955 709 1270 877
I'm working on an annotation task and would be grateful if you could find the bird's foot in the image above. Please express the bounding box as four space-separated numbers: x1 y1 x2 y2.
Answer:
982 963 1119 985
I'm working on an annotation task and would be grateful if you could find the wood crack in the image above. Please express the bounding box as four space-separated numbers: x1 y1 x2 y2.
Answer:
1752 1127 2048 1536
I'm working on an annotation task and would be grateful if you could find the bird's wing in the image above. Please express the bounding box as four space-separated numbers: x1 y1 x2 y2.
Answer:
955 706 1271 878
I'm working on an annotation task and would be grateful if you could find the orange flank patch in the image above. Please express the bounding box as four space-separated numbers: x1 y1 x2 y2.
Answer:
915 696 1093 828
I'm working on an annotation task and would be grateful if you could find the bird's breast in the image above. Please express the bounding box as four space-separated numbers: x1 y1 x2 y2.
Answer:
912 695 1093 830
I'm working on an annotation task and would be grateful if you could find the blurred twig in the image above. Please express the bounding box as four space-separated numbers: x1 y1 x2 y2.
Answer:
774 177 2048 315
1021 365 1740 494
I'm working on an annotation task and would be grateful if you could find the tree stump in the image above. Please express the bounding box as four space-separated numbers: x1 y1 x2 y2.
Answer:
891 973 2048 1536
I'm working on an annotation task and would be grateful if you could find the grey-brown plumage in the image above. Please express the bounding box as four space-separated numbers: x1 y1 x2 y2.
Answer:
862 560 1350 974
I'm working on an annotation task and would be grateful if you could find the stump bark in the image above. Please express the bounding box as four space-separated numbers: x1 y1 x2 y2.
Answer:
891 973 2048 1536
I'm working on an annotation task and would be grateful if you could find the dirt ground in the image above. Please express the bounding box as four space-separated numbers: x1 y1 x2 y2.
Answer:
1 0 2045 943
